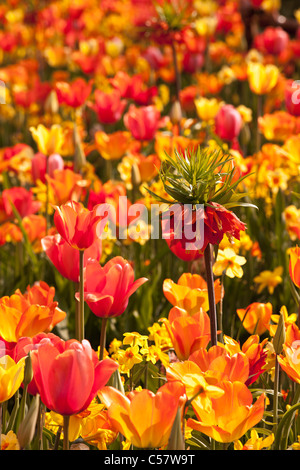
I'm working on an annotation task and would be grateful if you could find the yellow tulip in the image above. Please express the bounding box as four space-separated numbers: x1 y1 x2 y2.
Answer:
247 63 279 95
194 97 223 121
30 124 65 156
0 355 25 403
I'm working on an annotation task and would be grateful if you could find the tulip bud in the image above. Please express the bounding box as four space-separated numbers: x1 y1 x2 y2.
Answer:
23 352 33 388
73 124 86 172
48 153 64 177
167 406 185 450
44 89 59 115
131 162 141 188
273 311 286 355
107 369 125 395
17 395 40 450
170 100 182 125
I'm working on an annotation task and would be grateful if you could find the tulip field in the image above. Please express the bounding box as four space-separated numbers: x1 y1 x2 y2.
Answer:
1 0 300 453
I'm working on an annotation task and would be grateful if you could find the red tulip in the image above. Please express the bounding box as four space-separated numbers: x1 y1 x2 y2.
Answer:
31 337 118 415
41 234 102 283
2 187 42 219
78 257 148 318
53 200 102 251
124 104 162 141
285 79 300 117
259 27 289 55
55 78 93 108
93 88 127 125
214 104 242 141
31 153 47 183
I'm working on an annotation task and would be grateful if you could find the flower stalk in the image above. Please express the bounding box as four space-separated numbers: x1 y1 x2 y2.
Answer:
204 244 218 347
78 250 85 342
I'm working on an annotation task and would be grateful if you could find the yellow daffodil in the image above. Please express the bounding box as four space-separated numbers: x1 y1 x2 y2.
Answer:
234 430 274 450
1 430 20 450
253 266 283 294
270 305 297 337
213 247 247 278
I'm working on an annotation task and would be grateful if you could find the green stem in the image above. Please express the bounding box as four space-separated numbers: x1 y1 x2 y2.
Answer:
204 244 218 347
79 250 85 342
99 317 108 361
63 415 70 450
273 354 280 435
74 282 80 341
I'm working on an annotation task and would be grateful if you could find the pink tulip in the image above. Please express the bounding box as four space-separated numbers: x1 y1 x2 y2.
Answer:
124 104 161 141
214 104 242 141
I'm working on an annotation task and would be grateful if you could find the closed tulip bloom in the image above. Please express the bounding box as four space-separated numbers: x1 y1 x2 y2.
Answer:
31 152 47 183
214 104 242 141
259 27 289 55
41 234 102 283
0 355 25 403
247 62 279 95
47 153 64 176
93 89 126 124
187 381 266 443
285 80 300 117
162 306 211 360
31 338 118 416
53 200 102 251
80 257 148 318
124 104 161 141
99 381 186 449
289 246 300 288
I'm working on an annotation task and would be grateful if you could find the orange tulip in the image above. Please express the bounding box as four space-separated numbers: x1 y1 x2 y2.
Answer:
187 380 266 443
278 340 300 385
289 246 300 288
99 381 186 449
223 334 268 386
0 289 65 343
46 168 88 206
188 345 250 384
95 130 132 161
236 302 273 336
161 306 211 360
53 200 102 251
166 360 225 408
163 273 223 314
